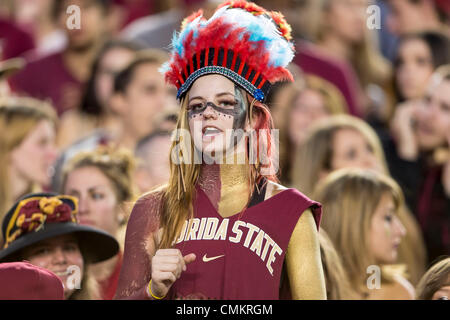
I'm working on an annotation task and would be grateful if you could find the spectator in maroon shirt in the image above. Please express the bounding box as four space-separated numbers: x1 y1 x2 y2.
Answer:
0 18 35 60
388 65 450 263
9 0 112 116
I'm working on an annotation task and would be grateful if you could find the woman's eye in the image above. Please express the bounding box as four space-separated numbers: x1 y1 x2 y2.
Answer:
91 192 104 200
38 138 49 147
416 57 430 66
64 244 78 252
346 149 357 160
189 103 204 110
219 100 236 108
384 215 393 223
438 296 448 300
33 247 50 256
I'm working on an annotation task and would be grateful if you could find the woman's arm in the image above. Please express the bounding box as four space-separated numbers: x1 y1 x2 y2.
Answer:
114 192 163 300
285 209 327 300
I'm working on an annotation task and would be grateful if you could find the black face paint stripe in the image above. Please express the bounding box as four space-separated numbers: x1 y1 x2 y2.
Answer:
232 86 247 130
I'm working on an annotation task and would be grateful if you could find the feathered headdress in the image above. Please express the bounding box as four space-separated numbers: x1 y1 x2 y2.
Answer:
162 0 295 102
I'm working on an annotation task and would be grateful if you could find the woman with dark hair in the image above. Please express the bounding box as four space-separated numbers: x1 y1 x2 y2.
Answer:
393 31 450 104
57 39 141 149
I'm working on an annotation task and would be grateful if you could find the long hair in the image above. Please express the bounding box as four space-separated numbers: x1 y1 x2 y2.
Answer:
278 76 347 185
313 168 405 296
0 97 57 229
318 228 360 299
292 114 387 196
158 88 278 249
292 114 427 284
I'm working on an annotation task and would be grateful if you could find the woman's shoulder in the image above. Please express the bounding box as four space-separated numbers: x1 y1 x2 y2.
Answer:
367 273 415 300
264 180 288 199
266 180 319 205
134 186 166 209
129 186 167 222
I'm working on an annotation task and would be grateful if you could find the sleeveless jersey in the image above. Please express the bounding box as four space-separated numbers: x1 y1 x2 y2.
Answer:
168 185 322 300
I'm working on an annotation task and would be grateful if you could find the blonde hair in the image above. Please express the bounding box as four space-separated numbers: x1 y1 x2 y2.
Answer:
319 228 360 299
61 146 137 248
292 114 387 196
416 257 450 300
158 89 278 249
292 114 427 285
62 146 136 204
0 97 57 231
279 76 348 184
313 168 405 295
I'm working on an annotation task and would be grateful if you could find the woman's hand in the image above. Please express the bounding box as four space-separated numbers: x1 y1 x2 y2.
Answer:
390 100 420 161
149 249 196 299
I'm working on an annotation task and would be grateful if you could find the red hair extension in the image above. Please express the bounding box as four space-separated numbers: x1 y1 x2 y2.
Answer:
250 99 278 183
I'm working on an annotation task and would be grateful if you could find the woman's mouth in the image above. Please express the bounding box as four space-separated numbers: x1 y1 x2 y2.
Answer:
202 126 223 139
53 270 70 277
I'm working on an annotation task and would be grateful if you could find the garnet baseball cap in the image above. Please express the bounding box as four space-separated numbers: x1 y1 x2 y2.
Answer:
0 261 64 300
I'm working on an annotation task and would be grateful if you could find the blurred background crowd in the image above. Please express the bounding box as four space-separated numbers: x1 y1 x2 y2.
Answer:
0 0 449 300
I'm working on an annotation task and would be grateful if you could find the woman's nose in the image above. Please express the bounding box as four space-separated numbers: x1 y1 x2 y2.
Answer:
52 247 67 265
77 196 89 216
393 216 407 238
202 104 217 119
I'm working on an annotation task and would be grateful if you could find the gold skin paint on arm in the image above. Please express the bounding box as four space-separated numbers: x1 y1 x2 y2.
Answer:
285 209 327 300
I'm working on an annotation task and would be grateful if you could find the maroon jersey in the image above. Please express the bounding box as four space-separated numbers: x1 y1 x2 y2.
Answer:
168 185 321 300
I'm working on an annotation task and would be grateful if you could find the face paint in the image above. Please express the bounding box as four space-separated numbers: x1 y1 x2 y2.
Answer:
187 86 247 126
232 86 247 130
187 84 249 158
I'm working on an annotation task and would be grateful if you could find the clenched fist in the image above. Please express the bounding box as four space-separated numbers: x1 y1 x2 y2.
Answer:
149 249 196 299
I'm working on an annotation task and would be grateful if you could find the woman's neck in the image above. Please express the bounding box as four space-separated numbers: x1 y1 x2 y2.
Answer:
8 166 32 202
197 162 251 218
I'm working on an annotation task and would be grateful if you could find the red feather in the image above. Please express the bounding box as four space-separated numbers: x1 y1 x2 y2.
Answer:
165 0 294 89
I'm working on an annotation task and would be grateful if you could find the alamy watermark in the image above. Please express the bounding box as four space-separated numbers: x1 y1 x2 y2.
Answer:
66 5 81 30
65 265 82 290
367 4 381 30
170 127 280 175
366 265 381 290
